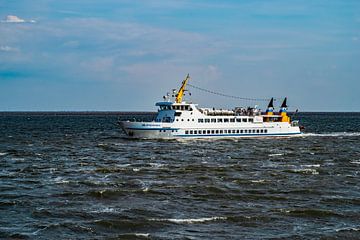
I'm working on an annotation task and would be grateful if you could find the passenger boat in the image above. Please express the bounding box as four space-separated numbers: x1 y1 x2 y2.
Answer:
119 75 302 138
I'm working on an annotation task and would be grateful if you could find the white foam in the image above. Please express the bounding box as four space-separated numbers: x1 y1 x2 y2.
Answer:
301 164 320 168
291 168 319 175
149 216 227 224
350 161 360 165
336 227 360 232
302 132 360 137
0 152 7 156
268 153 284 157
134 233 150 237
250 179 266 183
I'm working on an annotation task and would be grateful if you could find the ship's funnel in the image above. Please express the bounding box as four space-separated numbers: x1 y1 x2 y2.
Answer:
280 97 288 108
265 97 274 115
279 97 290 122
268 98 274 108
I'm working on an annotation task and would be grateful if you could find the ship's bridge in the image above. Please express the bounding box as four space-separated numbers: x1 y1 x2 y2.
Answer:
155 101 197 122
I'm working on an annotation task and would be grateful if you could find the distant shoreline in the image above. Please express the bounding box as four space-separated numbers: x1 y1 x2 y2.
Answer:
0 111 359 116
0 111 157 116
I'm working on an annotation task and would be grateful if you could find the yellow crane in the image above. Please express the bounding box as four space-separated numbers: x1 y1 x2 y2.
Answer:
175 74 190 103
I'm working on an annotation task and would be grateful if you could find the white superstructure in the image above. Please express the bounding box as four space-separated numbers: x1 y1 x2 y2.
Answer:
119 75 302 138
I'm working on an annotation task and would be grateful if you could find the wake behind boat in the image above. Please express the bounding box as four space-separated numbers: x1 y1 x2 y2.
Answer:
119 75 302 138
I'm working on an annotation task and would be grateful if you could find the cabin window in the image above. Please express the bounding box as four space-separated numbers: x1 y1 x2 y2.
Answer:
224 130 227 133
228 130 231 133
176 119 179 121
181 106 185 110
260 129 264 133
236 118 241 122
207 130 210 134
230 119 235 123
244 130 247 133
256 129 260 133
194 130 197 134
264 129 268 133
216 130 219 134
190 130 193 134
240 130 243 133
205 119 210 123
211 130 215 134
187 119 190 121
252 129 256 133
192 119 194 121
217 119 223 123
198 119 204 123
211 119 216 123
243 118 248 122
249 118 254 122
220 130 223 134
224 119 229 123
232 130 236 133
175 112 181 116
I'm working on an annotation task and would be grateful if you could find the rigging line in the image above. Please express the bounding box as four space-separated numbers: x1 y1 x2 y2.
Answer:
187 83 274 102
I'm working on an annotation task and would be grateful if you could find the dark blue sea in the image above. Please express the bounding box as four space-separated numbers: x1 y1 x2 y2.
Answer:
1 112 360 239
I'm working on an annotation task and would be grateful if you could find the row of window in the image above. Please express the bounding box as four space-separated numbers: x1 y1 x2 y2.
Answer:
159 129 178 133
175 118 254 123
184 129 268 135
160 105 192 111
198 118 253 123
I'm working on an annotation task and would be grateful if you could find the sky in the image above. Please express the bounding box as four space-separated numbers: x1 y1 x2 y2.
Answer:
0 0 359 111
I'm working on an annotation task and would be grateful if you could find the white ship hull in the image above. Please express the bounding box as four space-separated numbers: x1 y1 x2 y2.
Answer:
119 115 301 139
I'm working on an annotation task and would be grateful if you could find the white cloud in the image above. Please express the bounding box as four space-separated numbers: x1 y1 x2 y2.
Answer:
0 45 19 52
1 15 36 23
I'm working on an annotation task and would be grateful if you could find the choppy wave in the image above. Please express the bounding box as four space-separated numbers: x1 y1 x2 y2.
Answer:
2 112 360 239
149 216 227 224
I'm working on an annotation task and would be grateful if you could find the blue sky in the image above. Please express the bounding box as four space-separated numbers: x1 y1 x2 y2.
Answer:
0 0 359 111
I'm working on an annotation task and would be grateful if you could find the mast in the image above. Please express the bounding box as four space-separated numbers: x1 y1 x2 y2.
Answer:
175 74 190 103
